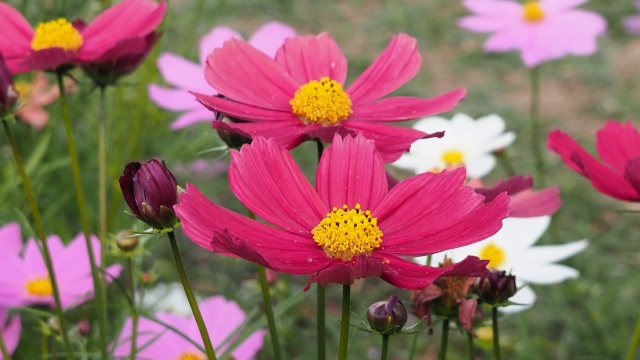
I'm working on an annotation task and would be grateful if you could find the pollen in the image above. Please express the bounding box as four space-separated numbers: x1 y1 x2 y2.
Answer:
290 77 353 126
311 203 383 261
31 18 84 51
522 1 545 22
479 242 506 269
442 149 465 167
25 276 53 296
176 352 205 360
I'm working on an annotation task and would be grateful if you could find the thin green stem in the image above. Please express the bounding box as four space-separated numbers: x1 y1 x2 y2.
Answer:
98 87 108 273
168 231 217 359
337 285 351 360
407 331 418 360
314 138 326 360
57 71 108 359
529 66 545 187
625 316 640 360
0 319 12 360
3 119 74 359
492 307 502 360
438 319 450 360
467 330 475 360
127 258 139 360
380 335 389 360
257 266 283 360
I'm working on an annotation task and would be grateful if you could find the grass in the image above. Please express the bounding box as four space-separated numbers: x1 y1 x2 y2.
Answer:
2 0 640 359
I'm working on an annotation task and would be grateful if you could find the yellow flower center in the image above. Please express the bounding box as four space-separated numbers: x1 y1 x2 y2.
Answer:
442 150 465 167
176 352 205 360
479 242 506 269
290 77 353 126
311 203 383 261
14 81 32 103
31 18 83 51
26 276 53 296
522 1 545 22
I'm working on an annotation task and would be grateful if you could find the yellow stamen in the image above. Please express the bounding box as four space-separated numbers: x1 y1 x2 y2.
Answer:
442 150 465 167
479 242 506 269
25 276 53 296
176 352 205 360
31 18 83 51
290 77 353 126
522 1 545 22
312 203 383 261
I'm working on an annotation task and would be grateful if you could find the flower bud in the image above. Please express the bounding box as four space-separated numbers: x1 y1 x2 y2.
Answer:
0 54 18 117
140 272 155 286
366 295 407 335
78 319 91 337
119 159 179 230
48 316 61 335
474 270 517 305
116 230 139 252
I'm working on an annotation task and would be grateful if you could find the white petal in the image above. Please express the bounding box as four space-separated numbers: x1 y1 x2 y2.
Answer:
516 263 581 284
520 239 589 264
465 154 496 178
495 216 550 253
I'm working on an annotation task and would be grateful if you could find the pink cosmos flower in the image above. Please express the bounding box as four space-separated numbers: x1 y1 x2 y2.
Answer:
175 134 510 290
475 175 561 217
0 223 122 308
0 0 166 73
112 295 265 360
625 2 640 34
548 121 640 202
194 33 466 162
459 0 607 68
149 23 296 130
0 308 21 360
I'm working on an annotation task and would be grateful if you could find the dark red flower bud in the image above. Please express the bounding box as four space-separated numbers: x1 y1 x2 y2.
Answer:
119 159 179 229
367 295 408 335
0 54 18 116
474 270 517 306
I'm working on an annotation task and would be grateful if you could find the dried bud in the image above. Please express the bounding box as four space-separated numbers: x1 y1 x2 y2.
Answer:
366 295 407 335
474 270 517 306
0 54 17 116
119 159 179 230
116 230 139 252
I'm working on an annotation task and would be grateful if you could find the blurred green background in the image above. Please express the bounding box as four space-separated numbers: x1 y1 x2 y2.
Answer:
1 0 640 359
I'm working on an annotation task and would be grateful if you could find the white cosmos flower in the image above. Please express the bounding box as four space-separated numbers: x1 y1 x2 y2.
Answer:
140 282 197 316
418 216 588 313
393 113 516 178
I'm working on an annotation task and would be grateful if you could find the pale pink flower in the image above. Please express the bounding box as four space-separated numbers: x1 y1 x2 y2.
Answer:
0 223 122 309
459 0 607 67
625 2 640 34
148 22 296 130
112 295 265 360
13 72 74 130
0 308 21 360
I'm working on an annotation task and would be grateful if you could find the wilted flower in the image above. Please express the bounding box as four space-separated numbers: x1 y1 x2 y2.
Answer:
367 295 408 335
424 216 588 313
149 23 296 129
0 0 166 72
112 295 266 360
0 223 122 308
393 113 515 178
176 134 508 290
459 0 607 67
474 270 517 306
548 121 640 202
194 33 465 162
0 308 21 358
119 159 179 230
475 175 561 217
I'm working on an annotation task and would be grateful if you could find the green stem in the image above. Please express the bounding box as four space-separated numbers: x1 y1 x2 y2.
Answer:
168 231 217 359
467 330 474 360
317 284 326 360
407 331 418 360
3 119 75 359
438 319 450 360
625 316 640 360
257 266 283 360
529 66 545 187
0 317 12 360
127 258 139 360
56 71 108 359
380 334 389 360
492 307 502 360
98 87 108 274
337 285 351 360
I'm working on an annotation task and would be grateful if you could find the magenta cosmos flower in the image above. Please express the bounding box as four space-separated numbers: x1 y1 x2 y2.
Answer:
149 22 296 129
459 0 607 68
194 33 465 162
548 121 640 202
0 0 166 73
112 295 265 360
0 223 122 308
475 175 561 217
0 308 21 360
175 134 510 290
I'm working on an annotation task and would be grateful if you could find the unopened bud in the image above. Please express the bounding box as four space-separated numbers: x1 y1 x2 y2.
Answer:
140 272 154 286
474 270 517 306
366 295 407 335
116 230 139 252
